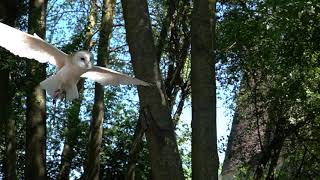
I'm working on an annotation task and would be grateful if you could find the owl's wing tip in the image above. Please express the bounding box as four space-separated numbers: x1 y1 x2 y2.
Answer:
139 81 155 87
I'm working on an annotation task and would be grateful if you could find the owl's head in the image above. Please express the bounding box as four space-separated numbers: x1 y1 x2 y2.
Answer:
73 51 92 69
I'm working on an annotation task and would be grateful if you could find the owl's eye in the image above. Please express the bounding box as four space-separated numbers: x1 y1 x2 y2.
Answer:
80 57 85 61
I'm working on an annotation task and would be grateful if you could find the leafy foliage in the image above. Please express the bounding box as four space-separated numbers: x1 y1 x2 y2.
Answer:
219 0 320 178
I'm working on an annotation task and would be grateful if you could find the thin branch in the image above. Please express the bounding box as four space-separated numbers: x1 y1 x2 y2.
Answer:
295 145 307 178
156 0 176 63
126 112 148 180
173 79 190 126
252 69 264 153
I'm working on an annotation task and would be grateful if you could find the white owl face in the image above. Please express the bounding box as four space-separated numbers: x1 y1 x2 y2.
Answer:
73 51 92 69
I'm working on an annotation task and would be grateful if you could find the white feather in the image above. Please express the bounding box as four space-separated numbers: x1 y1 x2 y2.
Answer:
81 66 150 86
0 22 68 68
65 85 79 100
40 74 79 100
39 75 61 98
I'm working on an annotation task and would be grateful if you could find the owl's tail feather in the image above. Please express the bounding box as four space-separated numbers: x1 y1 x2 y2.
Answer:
40 76 79 101
40 75 60 98
65 85 79 101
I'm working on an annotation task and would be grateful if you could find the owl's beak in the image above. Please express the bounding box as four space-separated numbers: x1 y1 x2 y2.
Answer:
87 61 93 69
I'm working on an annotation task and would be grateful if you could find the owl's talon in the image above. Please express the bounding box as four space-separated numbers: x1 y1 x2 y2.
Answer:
53 89 65 99
53 89 61 99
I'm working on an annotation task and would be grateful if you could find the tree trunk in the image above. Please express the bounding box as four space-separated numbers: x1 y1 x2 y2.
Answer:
25 0 48 179
58 1 97 179
0 2 18 180
221 76 270 178
121 0 184 179
84 0 115 179
191 0 219 179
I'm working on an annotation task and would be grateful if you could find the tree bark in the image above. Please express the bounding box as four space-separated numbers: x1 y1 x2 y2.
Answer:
58 1 97 179
0 1 18 180
121 0 184 179
84 0 115 179
191 0 219 179
25 0 48 179
221 76 270 178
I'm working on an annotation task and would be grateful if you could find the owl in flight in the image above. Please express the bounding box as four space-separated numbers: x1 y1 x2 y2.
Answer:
0 22 149 100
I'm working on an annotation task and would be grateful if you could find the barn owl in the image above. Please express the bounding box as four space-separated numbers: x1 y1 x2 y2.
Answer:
0 22 149 100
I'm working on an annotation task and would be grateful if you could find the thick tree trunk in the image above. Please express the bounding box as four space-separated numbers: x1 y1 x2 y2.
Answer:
221 77 270 178
0 1 18 180
191 0 219 179
58 1 97 179
84 0 115 179
25 0 48 179
121 0 184 179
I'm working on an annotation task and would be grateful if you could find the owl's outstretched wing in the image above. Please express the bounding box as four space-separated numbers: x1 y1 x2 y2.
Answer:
0 22 68 69
81 66 150 86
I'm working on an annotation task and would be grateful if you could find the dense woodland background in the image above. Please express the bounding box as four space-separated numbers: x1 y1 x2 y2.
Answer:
0 0 319 179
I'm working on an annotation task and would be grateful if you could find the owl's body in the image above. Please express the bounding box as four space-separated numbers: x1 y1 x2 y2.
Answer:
40 51 94 100
40 62 82 100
